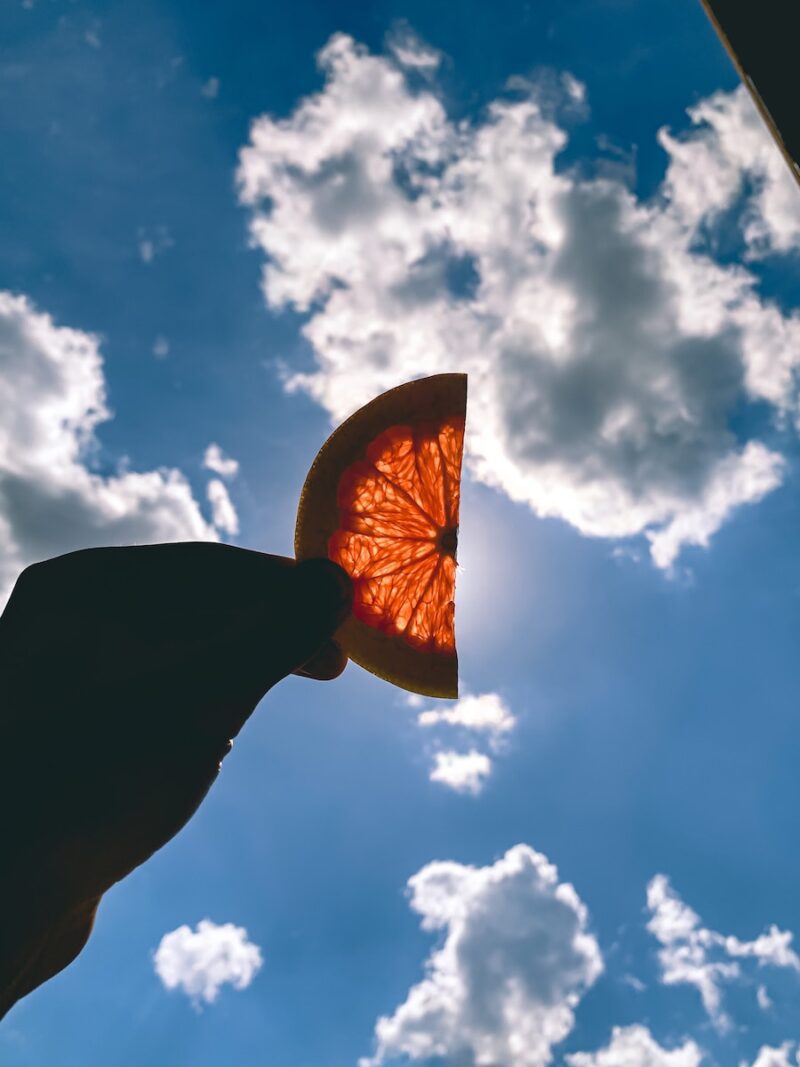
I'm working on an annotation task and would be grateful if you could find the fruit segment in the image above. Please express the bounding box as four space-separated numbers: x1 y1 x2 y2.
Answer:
295 372 467 697
329 417 465 653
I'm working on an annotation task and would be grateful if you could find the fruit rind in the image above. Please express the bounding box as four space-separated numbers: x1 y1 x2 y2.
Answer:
295 374 467 699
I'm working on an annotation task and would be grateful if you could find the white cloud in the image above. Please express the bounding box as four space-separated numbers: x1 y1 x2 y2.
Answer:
0 291 217 607
84 24 101 49
237 34 800 571
206 478 239 536
748 1044 799 1067
646 443 783 569
562 72 586 106
646 874 800 1028
756 983 773 1011
203 442 240 478
201 76 220 99
138 224 173 264
566 1025 703 1067
724 925 800 969
153 919 262 1006
659 85 800 259
360 843 602 1067
152 335 170 359
386 24 441 71
429 749 491 795
646 874 740 1027
418 691 516 743
417 690 516 793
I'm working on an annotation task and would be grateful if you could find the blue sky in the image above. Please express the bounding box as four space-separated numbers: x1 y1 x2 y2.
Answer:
2 1 800 1065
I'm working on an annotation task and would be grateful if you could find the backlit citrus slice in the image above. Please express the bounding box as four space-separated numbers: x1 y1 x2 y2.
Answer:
295 374 467 698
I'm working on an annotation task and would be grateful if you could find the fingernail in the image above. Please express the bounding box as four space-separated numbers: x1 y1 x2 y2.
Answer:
293 639 348 680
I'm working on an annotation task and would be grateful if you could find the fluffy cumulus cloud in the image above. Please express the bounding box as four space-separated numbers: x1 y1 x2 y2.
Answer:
748 1044 800 1067
153 919 262 1007
566 1025 703 1067
429 748 492 795
238 35 800 570
360 843 602 1067
0 292 218 607
659 85 800 259
418 690 516 793
418 690 516 742
646 875 800 1029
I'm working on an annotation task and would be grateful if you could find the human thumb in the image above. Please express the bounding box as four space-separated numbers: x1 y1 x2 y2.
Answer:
268 557 353 684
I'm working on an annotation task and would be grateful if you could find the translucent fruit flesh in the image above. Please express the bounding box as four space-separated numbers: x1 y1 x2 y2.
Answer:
294 373 467 698
329 417 464 653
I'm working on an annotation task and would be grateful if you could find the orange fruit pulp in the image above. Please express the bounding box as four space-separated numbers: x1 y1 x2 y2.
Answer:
295 374 467 698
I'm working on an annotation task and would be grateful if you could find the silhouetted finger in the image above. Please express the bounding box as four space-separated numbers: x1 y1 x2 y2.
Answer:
293 638 348 680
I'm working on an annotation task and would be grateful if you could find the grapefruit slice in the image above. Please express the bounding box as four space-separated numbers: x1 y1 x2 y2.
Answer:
295 374 467 698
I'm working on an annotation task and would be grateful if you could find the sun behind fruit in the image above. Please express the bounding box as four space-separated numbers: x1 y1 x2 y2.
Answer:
295 374 467 698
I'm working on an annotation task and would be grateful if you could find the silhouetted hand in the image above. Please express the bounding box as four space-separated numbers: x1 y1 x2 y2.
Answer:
0 543 352 1019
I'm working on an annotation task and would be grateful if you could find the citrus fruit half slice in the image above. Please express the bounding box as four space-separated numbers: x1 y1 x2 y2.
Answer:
295 374 467 698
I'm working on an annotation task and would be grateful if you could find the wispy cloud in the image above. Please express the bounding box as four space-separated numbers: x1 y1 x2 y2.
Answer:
152 335 170 359
207 478 239 535
756 984 773 1011
385 23 441 71
646 874 800 1028
203 443 240 479
84 22 101 49
137 224 174 264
